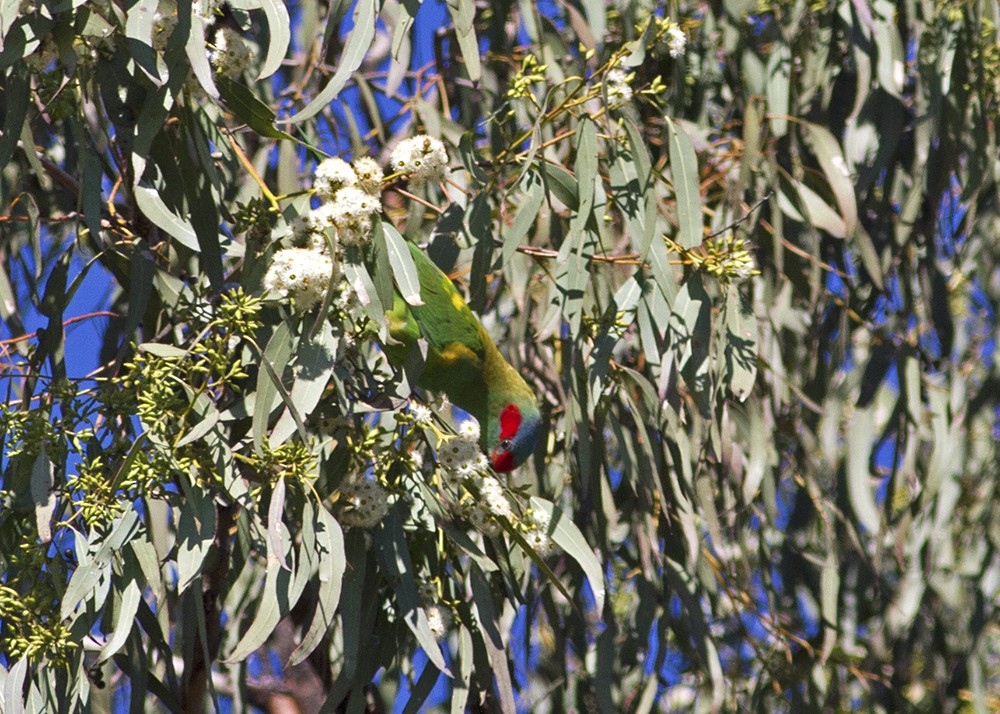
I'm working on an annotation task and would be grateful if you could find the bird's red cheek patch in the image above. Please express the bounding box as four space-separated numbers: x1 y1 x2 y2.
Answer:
491 450 515 473
499 404 522 441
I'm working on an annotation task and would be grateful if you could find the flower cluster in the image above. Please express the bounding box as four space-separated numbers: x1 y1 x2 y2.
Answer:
389 135 449 187
436 430 489 481
194 0 221 20
521 508 555 555
152 11 178 52
648 16 687 59
417 579 452 640
338 478 390 529
307 156 383 247
312 157 357 200
667 26 686 58
263 247 336 312
425 603 452 640
455 476 512 537
605 68 634 110
212 27 252 79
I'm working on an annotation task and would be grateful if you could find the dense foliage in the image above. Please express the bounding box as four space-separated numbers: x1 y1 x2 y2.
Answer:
1 0 998 711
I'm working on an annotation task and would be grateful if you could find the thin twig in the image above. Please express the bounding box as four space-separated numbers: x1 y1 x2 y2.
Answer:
707 192 773 238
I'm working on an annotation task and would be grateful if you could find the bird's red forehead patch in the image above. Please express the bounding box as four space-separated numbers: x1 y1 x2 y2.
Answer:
499 404 522 440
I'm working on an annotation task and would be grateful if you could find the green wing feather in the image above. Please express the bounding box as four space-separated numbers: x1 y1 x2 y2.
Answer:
386 241 538 458
386 242 490 423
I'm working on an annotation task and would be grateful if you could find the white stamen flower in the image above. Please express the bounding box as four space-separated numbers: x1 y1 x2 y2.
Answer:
437 436 483 474
667 26 687 58
605 68 634 110
263 247 336 312
313 157 357 200
457 495 501 536
338 478 390 528
479 477 512 519
330 186 380 223
409 403 433 426
523 509 555 555
193 0 221 20
389 135 449 186
417 579 437 604
325 186 382 247
457 420 480 441
425 604 452 640
152 12 178 52
212 27 252 79
352 157 384 196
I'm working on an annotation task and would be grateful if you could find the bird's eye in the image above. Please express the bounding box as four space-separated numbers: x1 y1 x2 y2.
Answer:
500 438 513 451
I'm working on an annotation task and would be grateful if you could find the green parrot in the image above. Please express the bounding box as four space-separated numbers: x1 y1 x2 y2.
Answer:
385 242 540 472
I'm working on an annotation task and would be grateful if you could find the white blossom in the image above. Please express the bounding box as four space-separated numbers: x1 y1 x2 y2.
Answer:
479 477 512 519
661 684 697 712
605 68 633 109
330 186 380 223
338 478 390 528
389 135 449 186
437 436 482 473
211 27 252 79
425 605 452 640
313 157 357 199
458 495 501 536
152 12 178 52
409 403 433 426
417 579 437 604
457 420 480 441
667 26 687 58
193 0 221 20
323 186 382 247
352 157 384 196
263 247 336 312
524 509 555 555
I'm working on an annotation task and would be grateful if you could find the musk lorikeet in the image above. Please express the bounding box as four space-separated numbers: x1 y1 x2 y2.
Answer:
385 241 540 472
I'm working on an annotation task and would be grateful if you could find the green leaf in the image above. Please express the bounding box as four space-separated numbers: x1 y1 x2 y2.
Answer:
224 519 297 662
801 120 858 238
252 320 296 450
503 170 544 267
375 509 452 676
217 76 296 141
62 507 141 621
666 117 702 249
0 67 29 169
268 477 290 571
287 0 377 123
531 497 606 613
288 505 346 666
96 579 142 664
184 8 219 99
1 658 28 714
134 186 200 252
124 0 161 81
470 564 516 714
845 406 881 534
722 284 757 401
227 0 291 79
383 222 423 306
445 0 481 82
791 177 847 238
271 322 337 445
175 480 216 594
765 43 791 137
